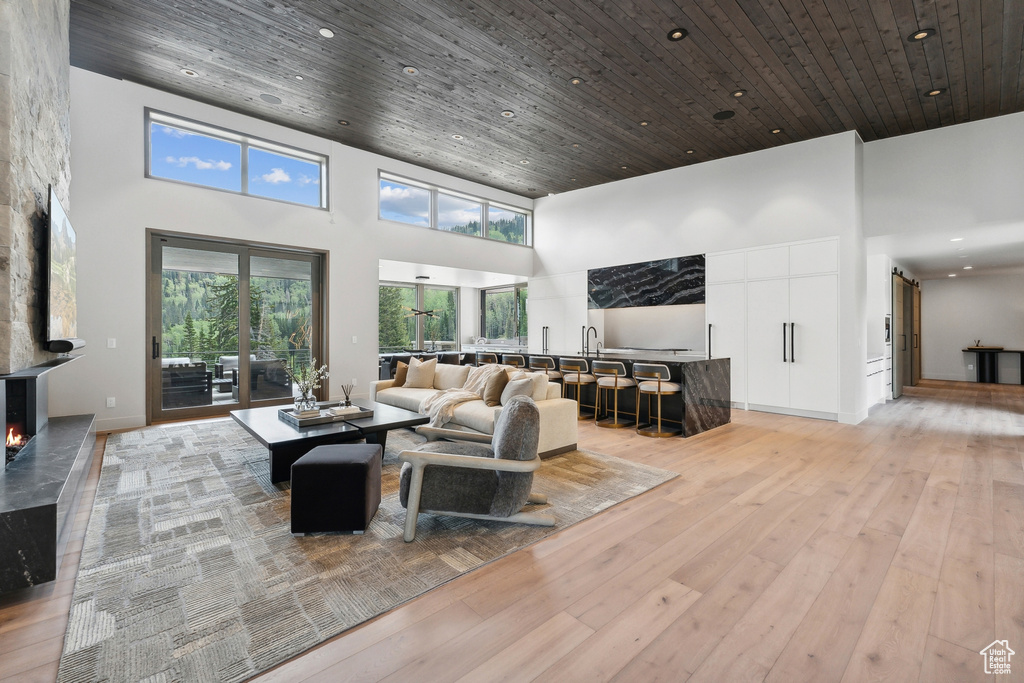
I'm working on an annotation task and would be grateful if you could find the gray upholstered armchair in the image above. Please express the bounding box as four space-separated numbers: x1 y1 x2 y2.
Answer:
398 395 554 542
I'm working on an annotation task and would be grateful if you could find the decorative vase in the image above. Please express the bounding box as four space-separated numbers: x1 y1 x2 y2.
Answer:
294 392 317 413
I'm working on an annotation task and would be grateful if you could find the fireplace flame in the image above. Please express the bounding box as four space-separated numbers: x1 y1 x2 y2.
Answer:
6 428 24 447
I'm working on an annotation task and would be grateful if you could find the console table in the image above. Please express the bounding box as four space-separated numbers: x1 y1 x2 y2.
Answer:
961 348 1024 384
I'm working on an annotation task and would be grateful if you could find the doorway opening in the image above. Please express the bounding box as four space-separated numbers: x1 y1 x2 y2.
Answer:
147 232 325 423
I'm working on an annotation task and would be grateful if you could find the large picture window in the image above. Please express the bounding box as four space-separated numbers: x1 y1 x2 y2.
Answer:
481 285 527 342
378 171 532 245
147 109 329 209
379 282 458 353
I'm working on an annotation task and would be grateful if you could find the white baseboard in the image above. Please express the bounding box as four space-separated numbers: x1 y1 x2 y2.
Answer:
747 404 838 422
93 415 147 432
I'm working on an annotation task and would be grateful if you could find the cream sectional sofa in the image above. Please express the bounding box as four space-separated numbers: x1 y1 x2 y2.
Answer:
369 363 578 457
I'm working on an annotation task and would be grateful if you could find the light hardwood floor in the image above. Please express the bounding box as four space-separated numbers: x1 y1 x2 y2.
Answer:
2 379 1022 682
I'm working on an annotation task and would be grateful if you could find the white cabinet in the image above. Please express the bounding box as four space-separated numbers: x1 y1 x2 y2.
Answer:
528 272 587 355
788 275 838 413
746 279 791 408
707 281 747 405
711 237 840 419
706 252 745 284
746 274 838 415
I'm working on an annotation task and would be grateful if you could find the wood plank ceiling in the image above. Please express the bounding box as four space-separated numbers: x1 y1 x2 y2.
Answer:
69 0 1024 199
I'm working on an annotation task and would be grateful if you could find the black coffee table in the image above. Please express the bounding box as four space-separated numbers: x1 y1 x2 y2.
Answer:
230 399 428 483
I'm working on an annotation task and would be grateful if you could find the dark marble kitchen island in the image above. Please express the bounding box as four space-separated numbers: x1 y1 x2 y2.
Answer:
543 352 730 437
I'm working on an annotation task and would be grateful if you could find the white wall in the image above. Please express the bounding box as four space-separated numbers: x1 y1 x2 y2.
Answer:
52 68 534 430
921 273 1024 383
533 132 868 423
864 111 1024 239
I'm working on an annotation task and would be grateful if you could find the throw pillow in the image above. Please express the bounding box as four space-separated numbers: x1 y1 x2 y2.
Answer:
393 361 409 387
500 377 534 405
511 370 550 402
482 369 510 407
405 357 437 389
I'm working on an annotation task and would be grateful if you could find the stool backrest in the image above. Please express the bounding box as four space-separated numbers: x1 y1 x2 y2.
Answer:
502 354 526 368
477 352 498 365
559 357 589 373
529 356 556 371
632 363 672 382
593 360 627 378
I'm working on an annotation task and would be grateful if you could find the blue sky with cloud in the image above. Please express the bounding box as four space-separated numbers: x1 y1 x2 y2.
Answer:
151 125 322 206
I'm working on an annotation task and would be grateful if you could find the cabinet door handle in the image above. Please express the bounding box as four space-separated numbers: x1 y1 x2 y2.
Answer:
790 322 795 363
913 333 918 349
901 334 907 351
152 335 160 360
783 322 787 363
708 323 712 358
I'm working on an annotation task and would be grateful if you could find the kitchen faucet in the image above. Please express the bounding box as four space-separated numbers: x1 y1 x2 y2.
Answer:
585 326 598 356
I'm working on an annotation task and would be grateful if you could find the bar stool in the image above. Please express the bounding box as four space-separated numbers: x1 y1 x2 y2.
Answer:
529 356 562 384
559 357 596 420
593 360 637 428
634 363 682 437
502 354 526 368
476 352 498 366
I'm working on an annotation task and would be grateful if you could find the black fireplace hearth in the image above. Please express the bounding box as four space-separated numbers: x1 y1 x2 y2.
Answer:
1 355 96 594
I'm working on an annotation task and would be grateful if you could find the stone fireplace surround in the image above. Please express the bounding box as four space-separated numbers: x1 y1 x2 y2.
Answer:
0 356 96 594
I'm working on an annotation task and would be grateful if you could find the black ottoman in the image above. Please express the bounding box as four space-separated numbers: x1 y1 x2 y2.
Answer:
290 443 383 535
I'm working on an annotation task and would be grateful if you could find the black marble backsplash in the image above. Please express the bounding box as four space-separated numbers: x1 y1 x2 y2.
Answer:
588 254 705 309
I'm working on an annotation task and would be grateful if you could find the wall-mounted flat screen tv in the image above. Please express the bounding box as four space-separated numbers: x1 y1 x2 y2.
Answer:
47 185 77 341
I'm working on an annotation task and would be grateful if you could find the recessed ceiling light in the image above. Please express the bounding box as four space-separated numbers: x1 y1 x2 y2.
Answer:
548 193 555 197
925 88 946 97
686 149 695 154
950 237 964 241
948 273 956 277
963 266 973 270
572 143 581 149
639 120 650 127
667 28 688 41
451 134 464 140
731 89 746 98
908 28 936 41
569 76 584 85
337 119 349 125
295 75 304 81
520 159 530 164
259 93 282 104
621 165 628 170
500 110 515 118
180 68 199 77
771 128 783 134
415 152 423 157
318 27 335 38
570 177 576 181
402 66 420 76
713 110 735 121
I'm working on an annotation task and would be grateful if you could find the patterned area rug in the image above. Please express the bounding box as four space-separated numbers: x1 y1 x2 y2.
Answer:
57 420 675 682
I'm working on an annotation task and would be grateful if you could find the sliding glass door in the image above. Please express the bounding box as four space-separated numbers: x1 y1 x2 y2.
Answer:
148 234 323 423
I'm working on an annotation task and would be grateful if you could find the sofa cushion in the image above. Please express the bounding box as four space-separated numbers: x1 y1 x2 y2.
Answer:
510 370 550 402
377 387 438 413
501 377 534 405
482 370 510 407
451 400 503 435
393 361 409 387
406 357 437 388
433 363 471 390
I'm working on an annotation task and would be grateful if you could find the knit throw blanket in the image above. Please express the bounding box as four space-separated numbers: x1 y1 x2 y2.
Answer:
421 364 505 426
